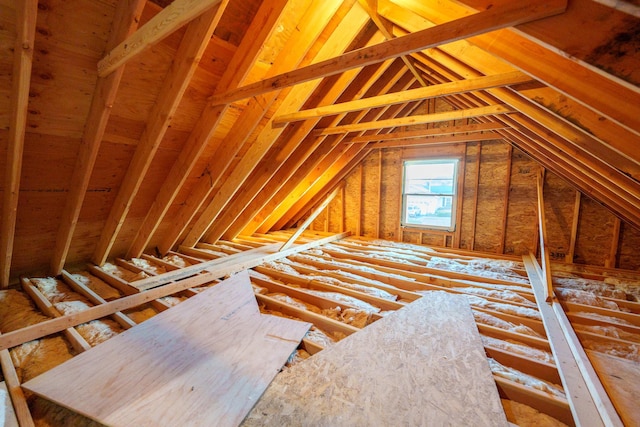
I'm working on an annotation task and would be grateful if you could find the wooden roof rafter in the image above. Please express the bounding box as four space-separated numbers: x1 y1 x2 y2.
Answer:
0 0 37 288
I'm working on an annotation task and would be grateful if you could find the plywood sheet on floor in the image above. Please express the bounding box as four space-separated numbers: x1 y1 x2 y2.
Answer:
23 271 310 427
243 291 508 426
587 350 640 427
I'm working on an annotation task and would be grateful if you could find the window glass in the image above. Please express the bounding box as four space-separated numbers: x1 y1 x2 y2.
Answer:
402 159 458 230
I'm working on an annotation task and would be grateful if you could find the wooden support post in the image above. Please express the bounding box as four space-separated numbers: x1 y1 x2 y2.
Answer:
523 255 623 427
605 217 621 269
535 169 554 303
566 191 581 264
1 0 37 288
469 142 482 251
376 149 383 238
280 187 341 252
499 144 513 254
356 164 363 237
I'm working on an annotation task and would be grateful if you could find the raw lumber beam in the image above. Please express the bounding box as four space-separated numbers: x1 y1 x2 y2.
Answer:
23 271 311 427
244 292 508 426
61 270 137 330
1 0 37 288
0 381 20 426
20 278 92 353
280 186 341 251
177 2 370 249
535 169 554 302
97 0 222 77
0 349 33 427
210 0 566 105
51 0 145 275
125 0 290 259
348 122 506 143
315 104 513 135
370 131 501 148
92 3 229 266
523 255 623 427
274 71 530 125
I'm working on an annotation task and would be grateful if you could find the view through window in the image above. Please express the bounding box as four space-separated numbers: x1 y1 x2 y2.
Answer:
402 159 458 230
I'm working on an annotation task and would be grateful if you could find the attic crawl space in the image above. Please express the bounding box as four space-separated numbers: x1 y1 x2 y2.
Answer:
0 0 639 425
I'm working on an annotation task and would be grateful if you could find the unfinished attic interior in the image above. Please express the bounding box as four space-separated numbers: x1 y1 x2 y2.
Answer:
1 0 640 424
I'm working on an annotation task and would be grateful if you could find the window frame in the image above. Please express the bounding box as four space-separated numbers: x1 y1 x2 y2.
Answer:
401 158 460 232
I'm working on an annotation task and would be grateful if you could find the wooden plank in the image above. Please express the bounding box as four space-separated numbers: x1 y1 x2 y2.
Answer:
23 271 311 427
61 270 137 330
523 254 622 427
92 3 229 266
605 217 621 269
369 131 501 148
280 186 341 251
586 350 640 427
349 123 505 143
0 350 33 427
51 0 146 275
0 381 20 427
211 0 567 105
566 191 581 264
274 71 531 125
316 104 514 135
1 0 37 288
97 0 222 77
20 278 92 353
536 169 554 302
244 292 508 426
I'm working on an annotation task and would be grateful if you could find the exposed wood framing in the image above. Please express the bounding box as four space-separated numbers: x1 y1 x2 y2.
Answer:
97 0 223 77
0 344 34 426
605 217 621 268
499 144 513 253
274 71 530 125
348 122 506 143
92 4 229 266
535 169 554 302
566 191 581 264
316 105 513 135
51 0 146 274
1 0 37 288
125 0 291 258
209 0 567 105
523 255 623 427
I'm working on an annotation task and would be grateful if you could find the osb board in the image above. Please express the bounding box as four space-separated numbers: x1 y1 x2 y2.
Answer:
344 163 363 235
474 141 510 253
587 350 640 427
618 223 640 270
379 148 402 241
23 271 311 427
574 197 615 266
360 150 382 238
503 147 538 256
459 142 480 250
243 291 508 427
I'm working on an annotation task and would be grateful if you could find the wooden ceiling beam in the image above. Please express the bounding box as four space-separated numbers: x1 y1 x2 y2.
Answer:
368 131 502 149
50 0 146 276
179 3 372 248
1 0 37 288
124 0 291 259
90 2 229 267
385 0 639 138
315 104 514 135
218 60 410 242
348 122 506 143
209 0 567 105
97 0 223 77
274 71 531 125
204 57 401 244
276 99 424 231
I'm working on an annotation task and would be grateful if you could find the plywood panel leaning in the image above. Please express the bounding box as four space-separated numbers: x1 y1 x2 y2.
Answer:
243 291 508 426
22 271 311 427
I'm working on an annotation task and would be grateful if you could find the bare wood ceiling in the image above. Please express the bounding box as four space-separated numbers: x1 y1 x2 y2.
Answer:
0 0 638 285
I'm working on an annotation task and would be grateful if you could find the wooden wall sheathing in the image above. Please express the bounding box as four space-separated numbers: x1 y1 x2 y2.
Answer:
361 151 382 237
574 197 616 267
473 141 510 253
504 148 538 256
328 139 640 268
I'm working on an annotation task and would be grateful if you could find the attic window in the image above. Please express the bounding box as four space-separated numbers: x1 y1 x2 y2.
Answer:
401 159 458 231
